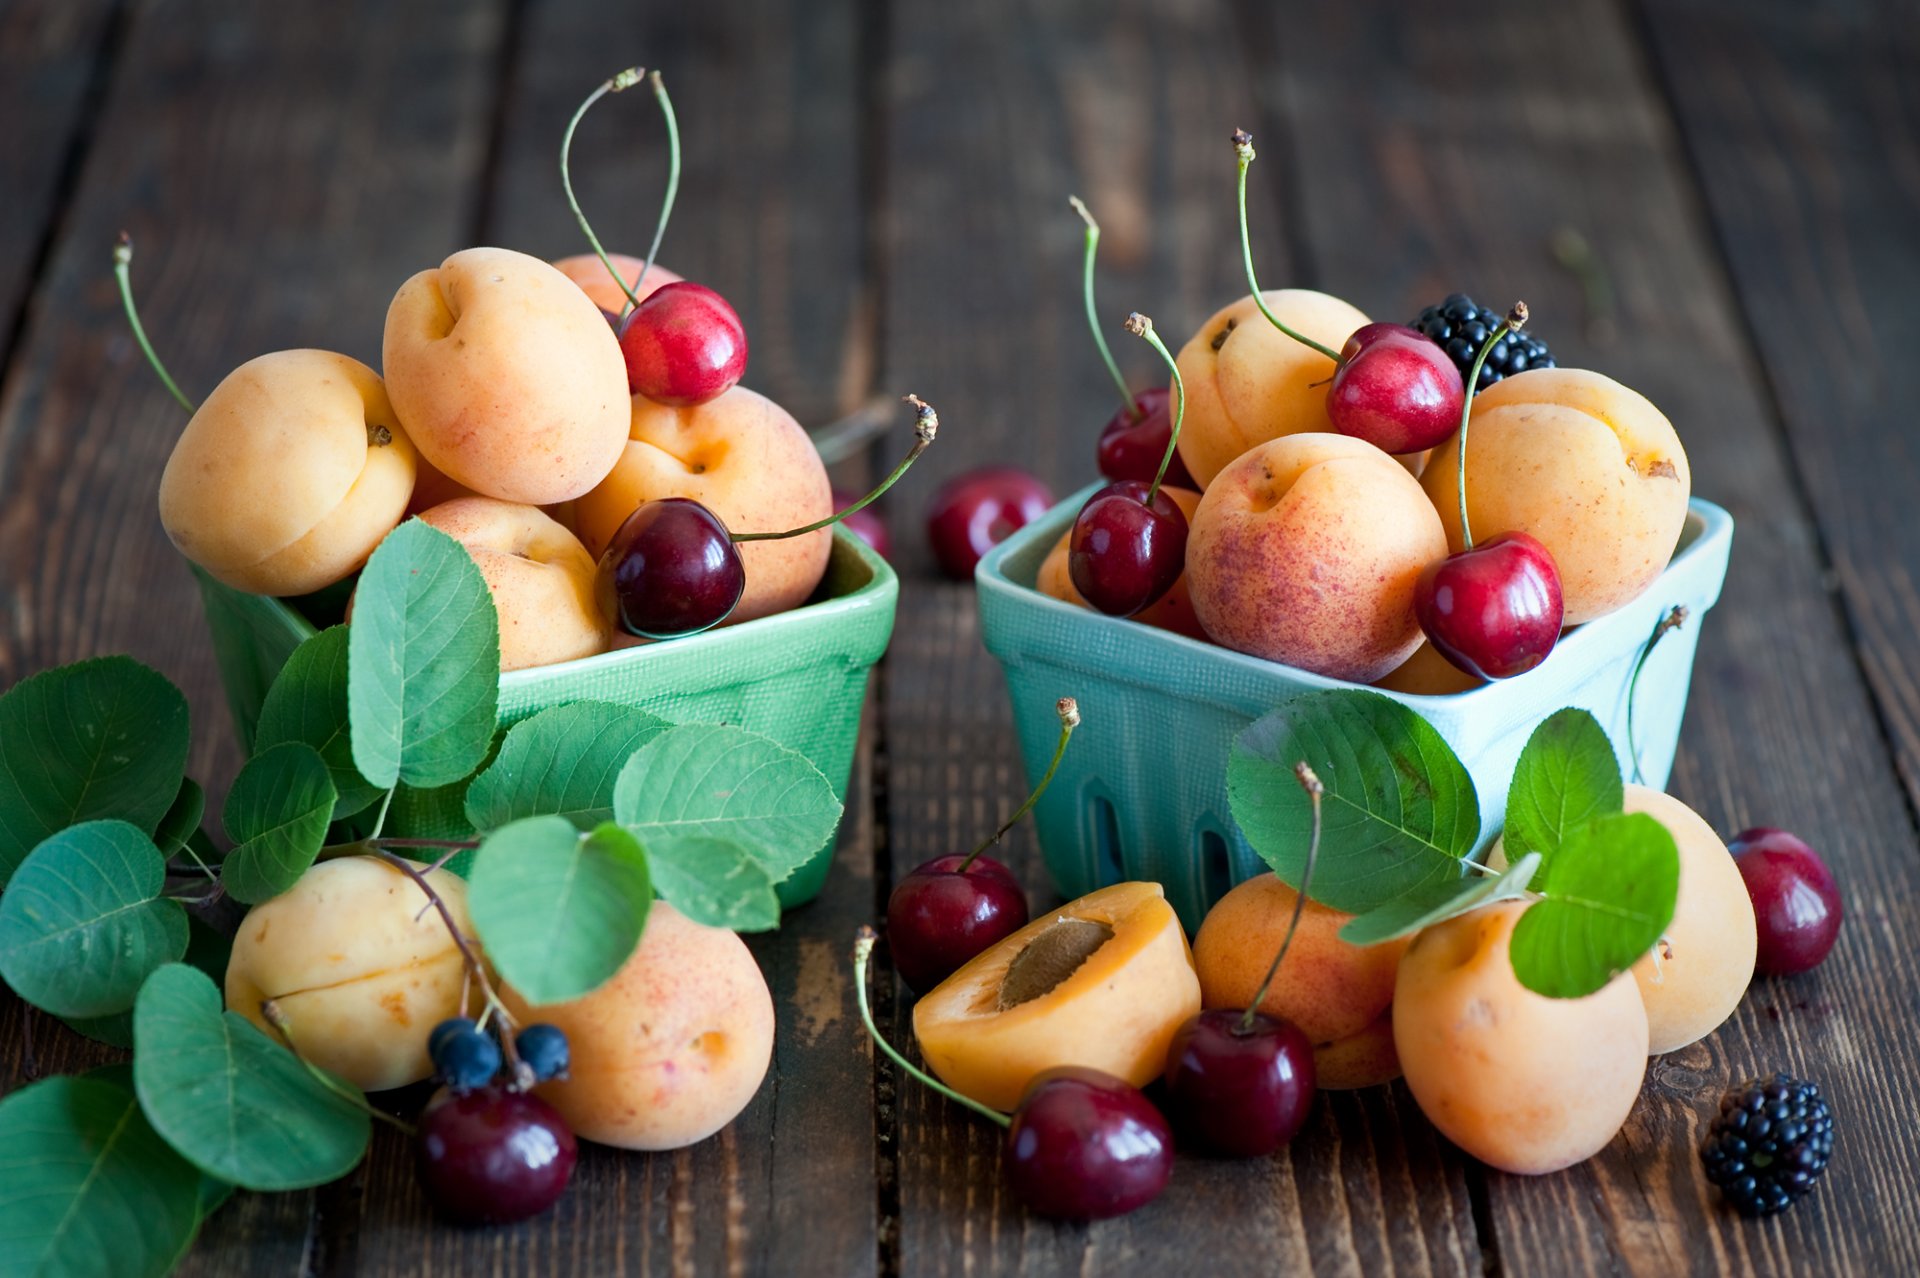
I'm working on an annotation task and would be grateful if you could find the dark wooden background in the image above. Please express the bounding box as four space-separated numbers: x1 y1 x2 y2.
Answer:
2 0 1916 1273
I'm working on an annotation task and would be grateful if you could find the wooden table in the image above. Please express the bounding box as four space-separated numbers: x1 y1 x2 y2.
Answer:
2 1 1916 1273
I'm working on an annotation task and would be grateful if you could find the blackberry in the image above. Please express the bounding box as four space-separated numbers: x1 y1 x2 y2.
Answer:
431 1019 503 1091
1700 1074 1834 1217
515 1023 571 1082
1410 293 1555 392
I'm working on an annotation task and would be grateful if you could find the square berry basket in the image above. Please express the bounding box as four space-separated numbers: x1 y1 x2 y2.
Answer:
192 527 896 909
976 484 1734 931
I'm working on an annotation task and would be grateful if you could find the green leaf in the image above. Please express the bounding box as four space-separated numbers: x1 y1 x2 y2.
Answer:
0 821 188 1018
646 834 781 932
465 701 673 833
221 742 338 904
1504 708 1624 874
0 1075 202 1278
256 625 385 820
1227 691 1480 914
1339 853 1541 946
467 817 652 1004
132 963 371 1190
62 917 231 1052
613 725 841 884
0 656 190 886
347 520 500 790
1510 812 1680 998
154 777 205 858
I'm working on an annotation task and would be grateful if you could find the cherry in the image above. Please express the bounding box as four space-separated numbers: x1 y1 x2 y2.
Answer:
1327 323 1466 455
1097 387 1196 488
1067 480 1189 616
1414 531 1564 680
1004 1068 1174 1219
1164 763 1324 1158
924 467 1055 580
1730 828 1843 975
619 281 749 407
885 697 1079 993
834 489 892 560
416 1084 577 1225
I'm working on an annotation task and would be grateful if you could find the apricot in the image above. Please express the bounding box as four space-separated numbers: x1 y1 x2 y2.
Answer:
1185 433 1448 682
384 247 630 505
1374 640 1484 696
1035 486 1205 640
913 882 1201 1112
414 497 611 671
1313 1010 1401 1090
1622 785 1756 1054
159 350 417 596
1419 367 1691 624
1393 901 1648 1174
225 856 471 1092
551 252 681 316
1192 874 1410 1088
573 386 833 624
501 901 774 1150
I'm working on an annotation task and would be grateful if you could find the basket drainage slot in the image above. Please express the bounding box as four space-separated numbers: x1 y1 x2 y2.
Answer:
1090 796 1124 887
1199 829 1233 906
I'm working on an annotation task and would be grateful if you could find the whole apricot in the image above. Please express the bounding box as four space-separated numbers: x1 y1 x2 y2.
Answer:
414 498 611 671
572 385 833 625
159 350 417 596
384 247 630 505
500 901 774 1151
1393 901 1648 1174
225 856 472 1092
1172 289 1371 489
1419 367 1691 624
1623 785 1756 1054
551 252 681 317
1186 433 1448 682
1192 874 1410 1088
1036 486 1205 640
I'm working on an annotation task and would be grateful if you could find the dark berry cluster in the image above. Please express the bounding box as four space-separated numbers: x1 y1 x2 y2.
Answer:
1410 293 1555 392
1700 1074 1834 1216
428 1017 570 1090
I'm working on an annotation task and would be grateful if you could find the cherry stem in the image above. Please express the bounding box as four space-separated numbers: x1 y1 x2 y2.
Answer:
1550 227 1616 344
1123 312 1186 506
1237 763 1323 1036
561 68 661 317
112 234 195 414
1232 132 1342 365
1454 302 1527 551
958 697 1080 872
260 999 417 1136
632 71 680 298
733 395 938 542
1068 196 1137 422
853 927 1011 1129
1626 605 1689 784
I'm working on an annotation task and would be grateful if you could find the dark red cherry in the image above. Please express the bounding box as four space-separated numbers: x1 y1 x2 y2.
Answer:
885 853 1027 994
1067 481 1188 617
619 281 748 407
598 497 745 638
1730 828 1843 975
924 467 1055 580
1414 531 1563 679
1004 1067 1173 1220
834 488 892 561
415 1085 577 1225
1097 387 1195 489
1163 1008 1316 1157
1327 323 1466 456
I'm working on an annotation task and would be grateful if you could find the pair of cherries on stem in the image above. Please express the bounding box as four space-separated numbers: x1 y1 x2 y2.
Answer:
600 396 938 638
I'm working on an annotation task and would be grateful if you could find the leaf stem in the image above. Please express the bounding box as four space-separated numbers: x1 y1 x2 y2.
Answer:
112 234 195 413
958 698 1079 872
1068 196 1137 421
1232 132 1342 365
1626 605 1689 784
561 67 649 315
366 788 396 842
373 836 482 851
853 927 1010 1129
1454 302 1527 550
1239 764 1322 1035
260 1000 416 1136
732 396 937 542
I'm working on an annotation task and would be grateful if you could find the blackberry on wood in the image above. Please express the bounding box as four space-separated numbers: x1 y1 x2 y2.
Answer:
1700 1074 1834 1217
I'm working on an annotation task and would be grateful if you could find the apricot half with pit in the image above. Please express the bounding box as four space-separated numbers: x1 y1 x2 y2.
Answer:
912 881 1201 1112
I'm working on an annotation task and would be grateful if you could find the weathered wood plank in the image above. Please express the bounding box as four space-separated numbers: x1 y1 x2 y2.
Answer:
1244 1 1920 1272
877 1 1481 1272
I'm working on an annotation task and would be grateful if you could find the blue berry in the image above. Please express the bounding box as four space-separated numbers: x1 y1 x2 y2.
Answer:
516 1023 571 1082
432 1023 503 1090
429 1017 477 1060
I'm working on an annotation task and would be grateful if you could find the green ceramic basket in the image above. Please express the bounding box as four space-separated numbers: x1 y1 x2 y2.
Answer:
193 528 897 909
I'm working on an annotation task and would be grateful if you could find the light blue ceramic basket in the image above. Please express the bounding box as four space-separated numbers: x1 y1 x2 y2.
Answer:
977 485 1734 930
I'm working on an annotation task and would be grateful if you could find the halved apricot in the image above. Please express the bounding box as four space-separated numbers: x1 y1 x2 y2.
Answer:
912 881 1201 1111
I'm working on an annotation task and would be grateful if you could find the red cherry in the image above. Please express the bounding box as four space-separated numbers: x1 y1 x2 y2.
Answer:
885 853 1027 994
1067 480 1188 617
1414 531 1563 679
1163 1008 1316 1157
924 467 1055 580
1004 1068 1173 1219
1097 387 1195 488
1326 323 1466 455
833 489 892 560
415 1085 577 1225
597 497 745 638
1730 828 1843 975
618 281 748 407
